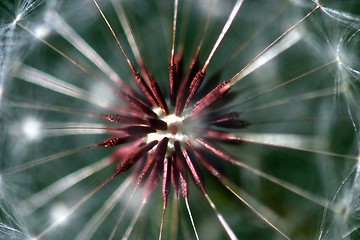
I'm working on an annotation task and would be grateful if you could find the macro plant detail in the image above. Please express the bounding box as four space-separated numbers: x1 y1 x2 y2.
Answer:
1 0 360 239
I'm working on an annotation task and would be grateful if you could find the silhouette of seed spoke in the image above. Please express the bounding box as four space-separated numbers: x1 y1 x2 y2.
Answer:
183 149 237 239
244 87 338 114
19 157 112 216
122 196 149 240
170 196 179 239
111 0 170 114
232 133 359 161
93 0 161 110
222 2 290 71
159 156 172 240
178 173 200 240
229 5 320 86
184 0 245 106
194 138 344 214
15 65 112 110
16 23 95 78
221 179 291 240
108 180 142 240
0 145 97 176
190 146 290 240
230 30 302 86
7 101 107 120
204 192 239 240
232 59 338 107
26 122 115 138
36 171 120 239
74 176 133 240
51 13 127 88
116 91 158 118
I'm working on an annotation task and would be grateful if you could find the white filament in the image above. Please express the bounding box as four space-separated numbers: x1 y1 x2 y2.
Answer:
231 30 302 85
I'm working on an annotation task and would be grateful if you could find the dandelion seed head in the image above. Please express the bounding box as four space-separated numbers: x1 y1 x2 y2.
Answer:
2 0 360 239
22 118 41 140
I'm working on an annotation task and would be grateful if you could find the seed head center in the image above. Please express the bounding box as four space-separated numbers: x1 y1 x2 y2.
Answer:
146 112 187 152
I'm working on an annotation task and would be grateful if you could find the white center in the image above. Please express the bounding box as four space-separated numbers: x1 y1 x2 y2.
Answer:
146 112 187 152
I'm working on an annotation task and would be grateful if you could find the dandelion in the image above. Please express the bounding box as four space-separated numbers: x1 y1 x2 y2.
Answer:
1 0 360 239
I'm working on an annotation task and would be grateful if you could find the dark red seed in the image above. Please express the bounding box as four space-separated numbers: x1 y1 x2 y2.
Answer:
116 91 158 118
207 112 242 124
99 135 145 148
190 80 231 116
106 104 143 118
115 140 158 176
136 137 169 187
169 63 177 106
184 70 206 108
175 51 201 116
187 143 222 179
174 141 188 180
203 130 243 144
180 174 188 199
183 148 205 191
116 125 156 135
104 114 148 125
195 138 241 166
110 140 144 163
162 156 172 204
207 111 250 128
149 76 169 115
147 117 168 131
131 68 159 108
143 160 162 198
